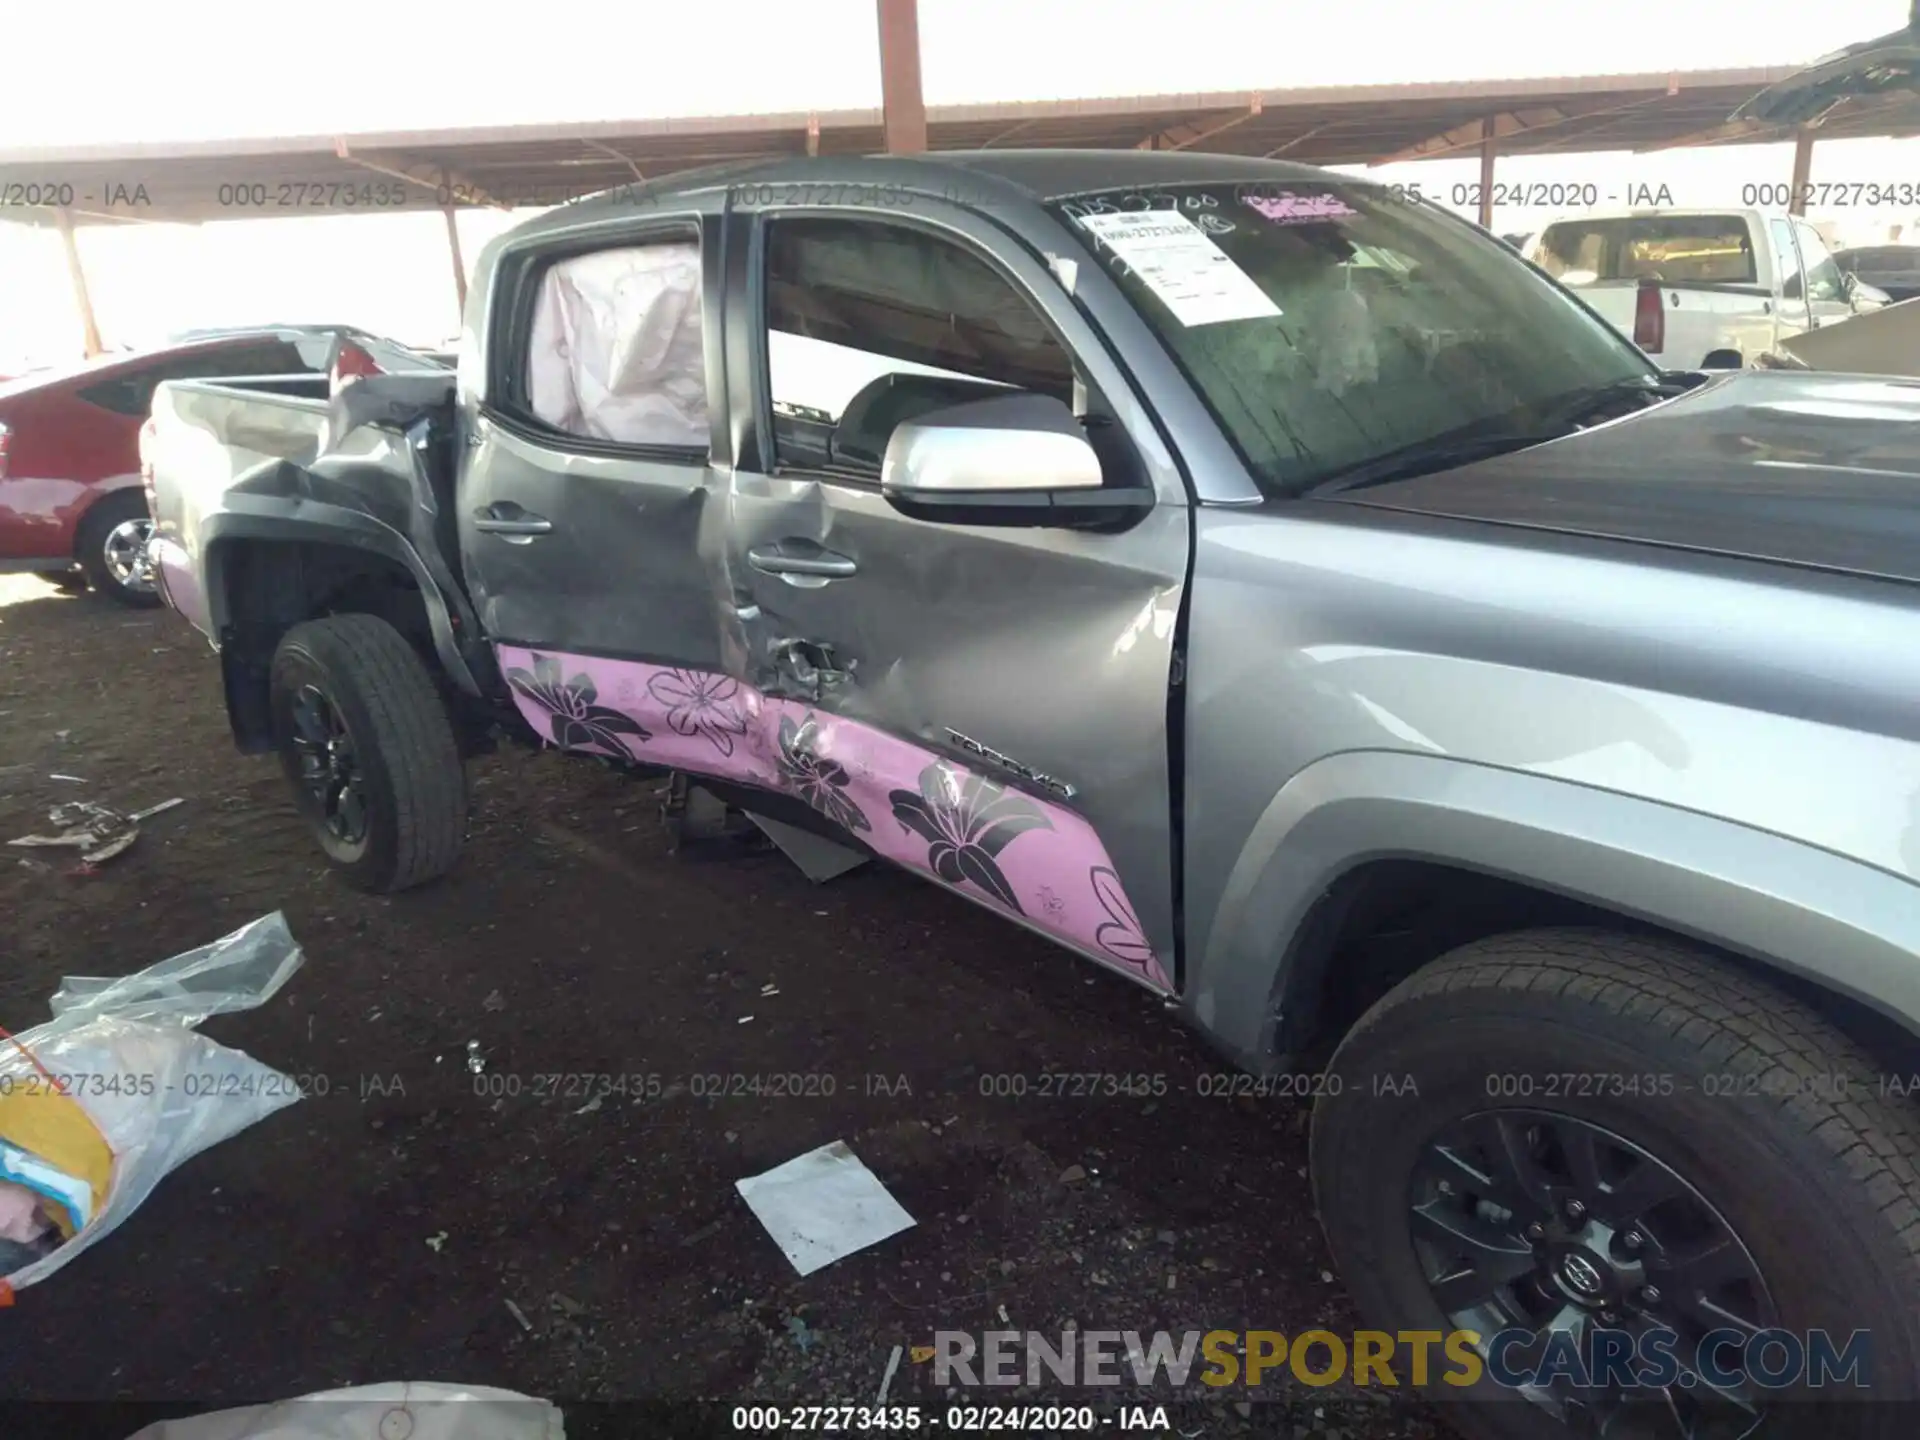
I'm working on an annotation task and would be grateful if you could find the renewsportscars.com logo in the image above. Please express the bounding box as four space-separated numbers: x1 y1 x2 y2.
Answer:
927 1327 1873 1392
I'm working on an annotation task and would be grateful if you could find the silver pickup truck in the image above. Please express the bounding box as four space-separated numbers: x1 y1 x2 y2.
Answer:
144 151 1920 1437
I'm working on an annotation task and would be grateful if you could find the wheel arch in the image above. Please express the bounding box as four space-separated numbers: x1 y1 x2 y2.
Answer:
201 506 488 752
70 478 150 555
1190 750 1920 1072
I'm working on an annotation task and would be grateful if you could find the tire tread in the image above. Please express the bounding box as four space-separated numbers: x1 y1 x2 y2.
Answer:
1347 927 1920 1278
276 613 464 891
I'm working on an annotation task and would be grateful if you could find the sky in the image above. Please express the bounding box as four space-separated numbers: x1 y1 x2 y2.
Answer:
1 0 1915 366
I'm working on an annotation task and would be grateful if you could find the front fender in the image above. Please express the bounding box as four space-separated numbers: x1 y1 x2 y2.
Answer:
1192 750 1920 1068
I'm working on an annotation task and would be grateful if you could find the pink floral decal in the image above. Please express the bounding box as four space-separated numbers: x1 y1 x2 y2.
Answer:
889 763 1053 914
776 713 871 833
1090 865 1155 977
647 668 749 757
505 652 652 758
491 644 1173 993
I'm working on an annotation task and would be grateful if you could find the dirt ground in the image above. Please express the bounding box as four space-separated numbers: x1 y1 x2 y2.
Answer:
0 576 1445 1440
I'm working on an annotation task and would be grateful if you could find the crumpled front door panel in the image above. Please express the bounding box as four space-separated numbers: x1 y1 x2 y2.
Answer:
495 643 1171 992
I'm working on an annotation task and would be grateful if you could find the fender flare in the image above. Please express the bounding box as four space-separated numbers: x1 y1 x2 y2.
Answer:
1191 749 1920 1067
200 496 485 697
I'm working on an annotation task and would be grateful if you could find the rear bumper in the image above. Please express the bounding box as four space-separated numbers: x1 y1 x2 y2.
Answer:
146 534 210 638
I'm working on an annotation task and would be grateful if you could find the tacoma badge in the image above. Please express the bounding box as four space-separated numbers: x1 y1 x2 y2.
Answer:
945 729 1076 800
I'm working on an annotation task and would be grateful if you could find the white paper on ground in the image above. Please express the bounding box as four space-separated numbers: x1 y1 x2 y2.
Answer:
1075 211 1281 328
736 1140 917 1276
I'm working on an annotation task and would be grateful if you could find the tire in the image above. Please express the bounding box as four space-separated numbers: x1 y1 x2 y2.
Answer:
76 490 161 607
268 614 466 893
1310 927 1920 1440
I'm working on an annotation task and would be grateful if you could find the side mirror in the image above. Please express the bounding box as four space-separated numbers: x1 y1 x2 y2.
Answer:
880 392 1153 529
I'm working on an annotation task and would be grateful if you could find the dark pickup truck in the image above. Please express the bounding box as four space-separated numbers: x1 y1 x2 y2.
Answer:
146 149 1920 1438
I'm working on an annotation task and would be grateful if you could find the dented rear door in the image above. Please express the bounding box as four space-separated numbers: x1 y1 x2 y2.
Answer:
713 195 1191 993
459 208 740 742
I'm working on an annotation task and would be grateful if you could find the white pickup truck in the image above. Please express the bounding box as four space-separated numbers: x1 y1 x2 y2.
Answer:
1526 207 1880 369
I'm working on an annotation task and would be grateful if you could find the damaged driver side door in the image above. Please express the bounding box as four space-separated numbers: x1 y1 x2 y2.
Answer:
714 198 1192 993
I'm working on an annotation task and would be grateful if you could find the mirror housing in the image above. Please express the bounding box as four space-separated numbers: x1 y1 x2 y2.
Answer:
880 392 1153 529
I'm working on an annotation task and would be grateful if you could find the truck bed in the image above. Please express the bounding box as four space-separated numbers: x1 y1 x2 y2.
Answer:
145 372 459 640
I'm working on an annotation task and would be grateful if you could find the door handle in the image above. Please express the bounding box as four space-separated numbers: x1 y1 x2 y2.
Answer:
748 544 856 580
473 502 553 537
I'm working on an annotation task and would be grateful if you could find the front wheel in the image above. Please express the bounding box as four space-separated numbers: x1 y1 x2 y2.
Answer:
1311 928 1920 1440
269 614 466 893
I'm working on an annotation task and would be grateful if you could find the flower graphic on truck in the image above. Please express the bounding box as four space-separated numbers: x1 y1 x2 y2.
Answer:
775 713 871 834
889 763 1053 915
647 668 750 757
505 653 652 758
1089 865 1156 977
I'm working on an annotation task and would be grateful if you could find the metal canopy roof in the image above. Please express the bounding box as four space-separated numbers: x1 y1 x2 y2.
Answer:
4 67 1919 227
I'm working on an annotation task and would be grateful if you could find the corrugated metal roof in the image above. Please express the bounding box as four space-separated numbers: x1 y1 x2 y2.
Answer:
3 68 1916 227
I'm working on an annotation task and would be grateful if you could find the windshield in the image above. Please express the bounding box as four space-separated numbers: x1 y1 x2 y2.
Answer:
1048 182 1654 497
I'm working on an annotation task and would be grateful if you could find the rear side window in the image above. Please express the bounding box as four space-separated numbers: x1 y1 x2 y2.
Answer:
77 339 314 417
1537 217 1757 286
521 241 709 453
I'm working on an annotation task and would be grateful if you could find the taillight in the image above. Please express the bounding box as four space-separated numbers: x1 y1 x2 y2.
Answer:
0 419 10 482
1633 280 1666 354
330 339 382 396
139 416 157 502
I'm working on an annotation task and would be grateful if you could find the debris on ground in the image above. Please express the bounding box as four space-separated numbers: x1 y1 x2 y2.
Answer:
736 1140 916 1276
426 1232 448 1253
786 1314 816 1353
876 1344 903 1403
504 1299 533 1332
0 912 304 1296
8 797 185 865
482 989 506 1012
123 1381 563 1440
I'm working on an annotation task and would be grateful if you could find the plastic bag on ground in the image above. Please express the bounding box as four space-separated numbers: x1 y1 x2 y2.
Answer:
123 1382 566 1440
0 912 305 1293
47 910 305 1027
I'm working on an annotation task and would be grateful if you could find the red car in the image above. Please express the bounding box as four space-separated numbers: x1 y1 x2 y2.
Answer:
0 329 443 605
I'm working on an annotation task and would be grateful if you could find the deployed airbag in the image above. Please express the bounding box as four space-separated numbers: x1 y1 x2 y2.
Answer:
527 243 708 447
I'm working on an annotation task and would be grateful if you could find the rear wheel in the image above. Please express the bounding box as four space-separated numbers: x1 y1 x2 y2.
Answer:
1310 928 1920 1440
76 490 159 607
269 614 466 892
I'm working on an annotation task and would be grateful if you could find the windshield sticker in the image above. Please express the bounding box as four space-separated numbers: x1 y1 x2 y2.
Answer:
1245 192 1358 225
1074 210 1281 328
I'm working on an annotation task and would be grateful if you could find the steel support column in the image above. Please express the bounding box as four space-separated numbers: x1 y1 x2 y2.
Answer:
443 181 468 317
1478 116 1498 230
53 208 103 358
876 0 928 154
1788 126 1815 216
